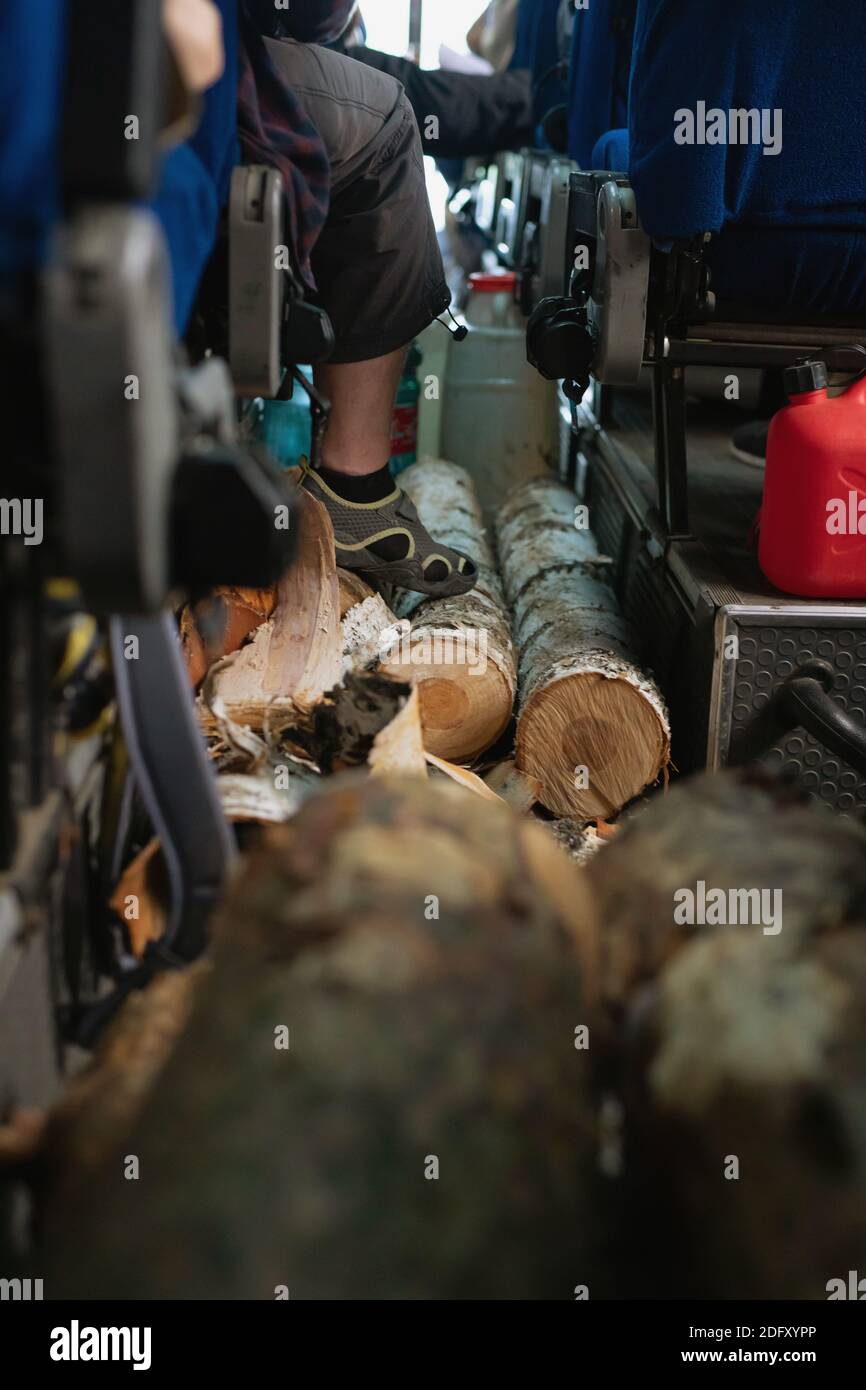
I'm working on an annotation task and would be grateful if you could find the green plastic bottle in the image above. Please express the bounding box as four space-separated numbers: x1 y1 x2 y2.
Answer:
389 342 422 478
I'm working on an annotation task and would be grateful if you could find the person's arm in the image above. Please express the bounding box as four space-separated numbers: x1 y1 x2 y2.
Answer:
243 0 358 45
467 5 492 56
163 0 224 92
477 0 520 72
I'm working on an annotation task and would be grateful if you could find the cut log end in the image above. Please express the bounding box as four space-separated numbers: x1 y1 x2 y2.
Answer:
379 647 513 761
517 667 669 819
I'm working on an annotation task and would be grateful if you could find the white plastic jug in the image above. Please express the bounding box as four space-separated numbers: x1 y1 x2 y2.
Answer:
416 320 450 460
441 272 558 519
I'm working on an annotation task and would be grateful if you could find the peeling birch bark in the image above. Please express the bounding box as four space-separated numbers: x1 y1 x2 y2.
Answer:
386 458 517 761
496 477 670 819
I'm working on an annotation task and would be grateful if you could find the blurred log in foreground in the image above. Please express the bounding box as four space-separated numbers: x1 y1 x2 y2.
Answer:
587 770 866 1299
44 774 601 1300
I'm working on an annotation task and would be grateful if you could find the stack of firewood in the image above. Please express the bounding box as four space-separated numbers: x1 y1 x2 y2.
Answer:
177 461 669 840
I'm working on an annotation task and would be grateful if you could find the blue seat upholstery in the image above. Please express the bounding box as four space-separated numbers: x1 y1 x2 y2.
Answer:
0 0 238 332
509 0 535 71
0 0 66 282
566 1 635 168
590 127 628 173
150 0 240 333
624 0 866 314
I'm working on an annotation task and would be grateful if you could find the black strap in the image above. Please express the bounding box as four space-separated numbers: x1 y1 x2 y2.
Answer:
110 611 236 964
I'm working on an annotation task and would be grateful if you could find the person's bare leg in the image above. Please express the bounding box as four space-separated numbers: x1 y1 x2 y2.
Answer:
313 346 407 475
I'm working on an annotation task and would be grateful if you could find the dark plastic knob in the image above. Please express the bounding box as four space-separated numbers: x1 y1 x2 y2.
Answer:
170 442 298 592
526 295 596 385
784 359 828 397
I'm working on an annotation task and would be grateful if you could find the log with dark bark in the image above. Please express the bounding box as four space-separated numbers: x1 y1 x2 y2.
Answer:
385 459 517 762
580 767 866 1012
308 670 424 775
30 967 208 1201
496 477 670 820
583 769 866 1298
43 775 601 1300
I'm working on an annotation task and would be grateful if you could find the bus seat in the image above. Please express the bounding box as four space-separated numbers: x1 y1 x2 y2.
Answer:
509 0 538 71
627 0 866 317
566 0 635 169
589 126 628 173
482 3 635 309
150 0 239 334
512 0 569 135
528 0 866 535
0 0 65 282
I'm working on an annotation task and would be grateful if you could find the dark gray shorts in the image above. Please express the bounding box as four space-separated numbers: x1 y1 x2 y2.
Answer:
264 38 450 363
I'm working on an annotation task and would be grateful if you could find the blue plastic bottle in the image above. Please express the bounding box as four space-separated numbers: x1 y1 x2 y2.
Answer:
256 367 313 468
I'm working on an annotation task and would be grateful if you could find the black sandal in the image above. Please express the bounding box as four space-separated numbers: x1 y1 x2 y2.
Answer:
302 466 478 598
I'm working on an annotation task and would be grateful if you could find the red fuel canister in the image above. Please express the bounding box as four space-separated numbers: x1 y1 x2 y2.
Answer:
758 360 866 598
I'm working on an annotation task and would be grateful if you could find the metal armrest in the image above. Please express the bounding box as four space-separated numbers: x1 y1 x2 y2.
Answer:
588 178 651 384
518 155 577 313
228 164 334 400
44 206 179 614
527 171 651 390
229 165 285 398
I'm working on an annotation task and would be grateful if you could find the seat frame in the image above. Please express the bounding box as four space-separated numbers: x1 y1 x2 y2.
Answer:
565 170 866 537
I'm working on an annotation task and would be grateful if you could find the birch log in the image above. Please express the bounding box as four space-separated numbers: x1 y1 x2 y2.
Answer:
496 477 670 819
385 458 516 761
199 487 342 733
183 569 385 696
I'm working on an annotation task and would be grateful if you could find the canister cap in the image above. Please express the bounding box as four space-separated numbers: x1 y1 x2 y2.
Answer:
468 272 517 293
784 360 828 396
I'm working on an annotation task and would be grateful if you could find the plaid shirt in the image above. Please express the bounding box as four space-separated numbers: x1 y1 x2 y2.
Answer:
237 2 358 289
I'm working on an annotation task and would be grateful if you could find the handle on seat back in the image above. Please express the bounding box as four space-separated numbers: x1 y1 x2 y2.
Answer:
229 165 335 399
779 667 866 778
734 661 866 779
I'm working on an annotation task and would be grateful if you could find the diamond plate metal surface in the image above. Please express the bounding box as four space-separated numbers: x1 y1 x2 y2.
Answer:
727 623 866 814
